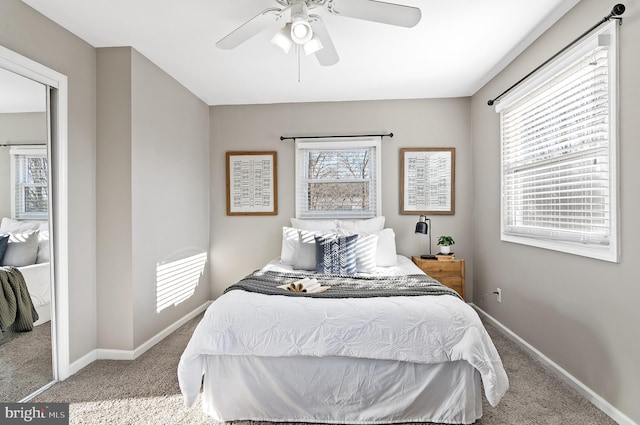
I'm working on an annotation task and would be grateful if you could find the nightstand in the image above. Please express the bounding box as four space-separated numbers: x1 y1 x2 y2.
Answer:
411 256 465 300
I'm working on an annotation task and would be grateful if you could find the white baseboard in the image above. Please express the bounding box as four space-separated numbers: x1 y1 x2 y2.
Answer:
68 349 97 376
68 301 211 374
471 304 637 425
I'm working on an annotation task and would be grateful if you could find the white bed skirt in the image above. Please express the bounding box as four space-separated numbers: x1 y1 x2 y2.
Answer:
202 355 482 424
18 262 51 326
33 303 51 326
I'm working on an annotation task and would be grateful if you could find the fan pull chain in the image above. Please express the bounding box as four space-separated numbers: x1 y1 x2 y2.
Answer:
297 44 301 83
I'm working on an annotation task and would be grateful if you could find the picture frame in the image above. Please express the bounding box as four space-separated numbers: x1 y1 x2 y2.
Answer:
226 151 278 216
400 147 455 215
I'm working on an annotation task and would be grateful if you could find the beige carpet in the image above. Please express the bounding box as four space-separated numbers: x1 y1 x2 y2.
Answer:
33 313 616 425
0 320 53 401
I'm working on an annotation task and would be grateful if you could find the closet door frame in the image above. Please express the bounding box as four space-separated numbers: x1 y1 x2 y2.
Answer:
0 44 70 384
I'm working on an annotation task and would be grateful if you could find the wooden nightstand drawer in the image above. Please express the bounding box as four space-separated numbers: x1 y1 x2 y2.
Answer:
411 256 465 300
437 277 463 296
419 261 462 276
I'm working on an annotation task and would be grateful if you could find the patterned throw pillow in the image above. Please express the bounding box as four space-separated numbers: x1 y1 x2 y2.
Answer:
314 234 358 275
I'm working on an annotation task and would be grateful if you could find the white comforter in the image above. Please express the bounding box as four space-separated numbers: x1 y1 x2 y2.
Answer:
178 257 508 408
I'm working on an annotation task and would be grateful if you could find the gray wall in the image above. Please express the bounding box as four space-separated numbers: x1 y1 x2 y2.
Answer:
1 0 210 361
96 47 134 350
209 99 473 296
130 48 210 347
97 47 210 350
0 112 47 219
0 0 98 363
470 0 640 422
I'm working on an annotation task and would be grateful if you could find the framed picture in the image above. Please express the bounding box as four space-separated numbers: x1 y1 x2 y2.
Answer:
400 147 455 215
226 151 278 216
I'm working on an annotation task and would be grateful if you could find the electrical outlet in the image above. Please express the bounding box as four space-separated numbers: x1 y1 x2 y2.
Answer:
496 288 502 303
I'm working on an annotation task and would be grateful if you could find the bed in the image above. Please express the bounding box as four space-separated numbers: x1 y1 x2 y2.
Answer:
0 217 51 328
179 245 508 424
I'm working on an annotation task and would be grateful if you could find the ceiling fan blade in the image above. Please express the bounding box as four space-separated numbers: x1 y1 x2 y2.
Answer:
309 15 339 66
329 0 421 28
216 8 283 49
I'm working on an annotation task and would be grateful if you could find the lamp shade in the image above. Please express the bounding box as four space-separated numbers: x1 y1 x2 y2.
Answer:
416 214 429 234
415 220 428 234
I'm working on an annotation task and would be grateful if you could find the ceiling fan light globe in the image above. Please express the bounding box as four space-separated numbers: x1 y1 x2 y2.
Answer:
293 23 308 38
303 35 323 55
290 20 313 44
271 23 293 53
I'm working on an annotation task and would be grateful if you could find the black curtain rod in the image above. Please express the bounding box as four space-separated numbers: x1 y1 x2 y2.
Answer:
0 143 47 147
487 3 625 107
280 132 393 141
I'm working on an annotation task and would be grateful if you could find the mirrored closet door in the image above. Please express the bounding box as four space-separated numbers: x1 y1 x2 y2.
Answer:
0 66 54 401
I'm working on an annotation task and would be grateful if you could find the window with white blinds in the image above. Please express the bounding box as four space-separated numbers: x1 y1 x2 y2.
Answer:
10 146 49 220
497 21 618 262
295 137 381 219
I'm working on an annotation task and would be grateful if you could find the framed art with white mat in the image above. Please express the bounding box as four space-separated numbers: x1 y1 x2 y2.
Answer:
226 151 278 216
400 147 455 215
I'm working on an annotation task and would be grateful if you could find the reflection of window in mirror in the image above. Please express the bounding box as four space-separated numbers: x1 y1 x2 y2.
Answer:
10 146 48 219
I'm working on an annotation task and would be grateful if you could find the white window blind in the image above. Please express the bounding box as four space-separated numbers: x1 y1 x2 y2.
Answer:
295 137 381 219
10 146 49 220
498 21 618 262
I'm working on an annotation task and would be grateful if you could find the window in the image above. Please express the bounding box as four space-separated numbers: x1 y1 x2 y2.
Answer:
497 21 618 262
10 146 49 220
295 137 381 219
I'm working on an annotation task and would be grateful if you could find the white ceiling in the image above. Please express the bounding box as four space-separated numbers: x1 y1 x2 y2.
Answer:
0 67 46 113
20 0 578 106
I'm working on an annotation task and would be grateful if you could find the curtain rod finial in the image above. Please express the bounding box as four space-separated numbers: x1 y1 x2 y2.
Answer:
611 4 625 16
487 99 495 106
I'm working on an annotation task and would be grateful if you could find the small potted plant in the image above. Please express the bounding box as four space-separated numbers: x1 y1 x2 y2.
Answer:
437 235 455 255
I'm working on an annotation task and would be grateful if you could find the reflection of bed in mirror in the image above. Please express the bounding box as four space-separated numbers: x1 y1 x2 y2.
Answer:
16 262 50 326
1 217 51 328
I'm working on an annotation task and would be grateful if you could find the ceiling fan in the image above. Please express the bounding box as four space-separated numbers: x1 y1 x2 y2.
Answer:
216 0 421 66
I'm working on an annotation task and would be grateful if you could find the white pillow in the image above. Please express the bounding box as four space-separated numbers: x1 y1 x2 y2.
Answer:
375 228 398 267
36 222 50 264
293 229 322 271
337 227 396 269
353 233 379 273
2 230 40 267
0 217 41 234
290 218 337 231
280 227 299 265
337 216 385 233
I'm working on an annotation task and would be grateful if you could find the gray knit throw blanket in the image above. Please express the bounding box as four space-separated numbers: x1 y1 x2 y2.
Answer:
0 266 39 332
224 270 461 300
